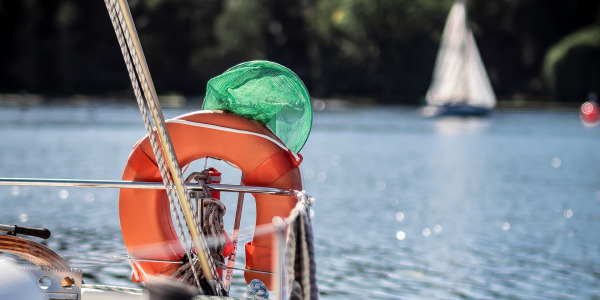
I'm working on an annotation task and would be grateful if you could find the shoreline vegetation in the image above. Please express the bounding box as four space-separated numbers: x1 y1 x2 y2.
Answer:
1 1 599 106
0 93 581 112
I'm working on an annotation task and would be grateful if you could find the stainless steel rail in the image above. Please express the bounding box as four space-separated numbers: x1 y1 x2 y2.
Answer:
0 178 297 196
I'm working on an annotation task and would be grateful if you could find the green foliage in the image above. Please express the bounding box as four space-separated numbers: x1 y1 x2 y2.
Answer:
207 0 269 65
543 26 600 102
469 0 600 100
1 0 599 103
304 0 449 101
131 0 224 92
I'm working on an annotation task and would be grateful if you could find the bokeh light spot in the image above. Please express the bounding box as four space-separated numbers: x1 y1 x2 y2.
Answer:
85 193 96 203
10 186 20 197
316 172 327 182
551 157 561 168
396 231 406 240
395 212 405 222
422 228 431 237
59 189 69 200
332 8 345 24
313 100 325 112
19 213 29 223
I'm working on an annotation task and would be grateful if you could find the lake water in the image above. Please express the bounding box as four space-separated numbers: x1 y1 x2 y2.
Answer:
1 104 599 299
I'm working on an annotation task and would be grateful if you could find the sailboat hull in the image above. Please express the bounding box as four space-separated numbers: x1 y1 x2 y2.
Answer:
422 103 491 117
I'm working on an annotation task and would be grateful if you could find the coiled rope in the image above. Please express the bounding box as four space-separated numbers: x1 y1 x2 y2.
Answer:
172 197 227 286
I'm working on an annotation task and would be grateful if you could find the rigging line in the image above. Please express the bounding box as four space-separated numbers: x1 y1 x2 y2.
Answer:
105 0 181 263
104 0 205 290
113 0 221 291
103 0 196 285
114 257 275 275
108 1 204 291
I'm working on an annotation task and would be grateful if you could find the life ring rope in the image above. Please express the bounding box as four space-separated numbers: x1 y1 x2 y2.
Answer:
166 118 299 161
166 118 303 187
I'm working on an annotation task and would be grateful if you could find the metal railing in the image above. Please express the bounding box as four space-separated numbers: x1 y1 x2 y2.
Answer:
0 177 297 196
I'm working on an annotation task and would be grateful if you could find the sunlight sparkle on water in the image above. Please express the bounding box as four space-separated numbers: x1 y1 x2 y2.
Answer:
422 228 431 237
304 169 315 180
85 193 96 203
551 157 561 168
316 172 327 182
396 231 406 240
19 213 29 223
395 212 405 222
10 186 20 196
564 209 573 219
59 189 69 200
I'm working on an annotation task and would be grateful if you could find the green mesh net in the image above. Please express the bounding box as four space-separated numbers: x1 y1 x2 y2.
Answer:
202 60 312 153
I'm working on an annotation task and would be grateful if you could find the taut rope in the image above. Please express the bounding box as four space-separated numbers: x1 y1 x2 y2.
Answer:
103 0 223 294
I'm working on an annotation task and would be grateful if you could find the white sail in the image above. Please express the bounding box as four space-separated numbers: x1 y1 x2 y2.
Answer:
465 30 496 108
425 0 496 110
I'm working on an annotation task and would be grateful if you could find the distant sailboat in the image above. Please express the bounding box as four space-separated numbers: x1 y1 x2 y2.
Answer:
423 0 496 117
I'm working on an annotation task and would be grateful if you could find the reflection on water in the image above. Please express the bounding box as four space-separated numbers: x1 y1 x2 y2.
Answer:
1 105 600 299
434 117 490 136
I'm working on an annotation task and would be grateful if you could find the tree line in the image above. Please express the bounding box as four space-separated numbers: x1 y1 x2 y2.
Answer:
0 0 599 104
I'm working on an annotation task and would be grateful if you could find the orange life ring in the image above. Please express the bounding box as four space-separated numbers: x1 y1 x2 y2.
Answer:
119 110 303 289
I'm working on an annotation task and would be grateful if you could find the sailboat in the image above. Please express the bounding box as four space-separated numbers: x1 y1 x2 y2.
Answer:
423 0 496 117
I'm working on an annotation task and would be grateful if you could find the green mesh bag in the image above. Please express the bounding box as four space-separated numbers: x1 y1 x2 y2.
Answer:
202 60 312 153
